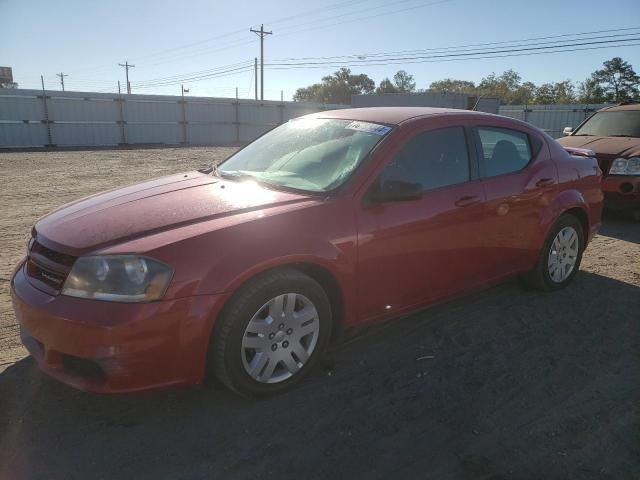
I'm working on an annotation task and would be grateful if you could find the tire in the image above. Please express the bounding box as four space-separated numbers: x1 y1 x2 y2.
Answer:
208 268 332 397
523 214 585 291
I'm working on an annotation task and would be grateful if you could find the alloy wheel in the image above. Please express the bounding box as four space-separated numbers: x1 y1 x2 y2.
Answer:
547 226 579 283
241 293 320 383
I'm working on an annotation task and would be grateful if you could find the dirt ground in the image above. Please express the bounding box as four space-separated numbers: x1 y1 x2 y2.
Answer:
0 147 638 480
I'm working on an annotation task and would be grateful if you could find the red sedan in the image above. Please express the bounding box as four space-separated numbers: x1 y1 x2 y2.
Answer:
11 107 603 396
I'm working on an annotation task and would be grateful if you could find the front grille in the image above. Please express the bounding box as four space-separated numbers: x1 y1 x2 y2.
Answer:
26 239 76 293
26 260 67 290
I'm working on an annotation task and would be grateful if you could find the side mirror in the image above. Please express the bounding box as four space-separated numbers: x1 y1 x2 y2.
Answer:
369 179 423 203
563 126 573 136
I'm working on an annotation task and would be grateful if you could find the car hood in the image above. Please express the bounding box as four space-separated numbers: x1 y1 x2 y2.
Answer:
34 171 314 254
557 135 640 158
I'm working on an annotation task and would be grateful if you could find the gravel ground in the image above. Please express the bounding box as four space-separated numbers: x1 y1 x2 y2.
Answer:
0 147 638 480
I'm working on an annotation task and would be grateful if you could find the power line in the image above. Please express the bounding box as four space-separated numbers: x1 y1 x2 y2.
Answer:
265 42 640 71
143 0 451 70
266 37 640 68
132 64 254 88
130 28 248 62
125 29 640 90
124 0 363 66
270 28 640 61
129 30 640 90
131 65 255 88
64 0 452 76
271 0 455 41
131 60 253 86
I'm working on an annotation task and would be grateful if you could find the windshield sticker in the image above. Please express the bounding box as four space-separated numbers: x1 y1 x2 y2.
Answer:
345 121 391 136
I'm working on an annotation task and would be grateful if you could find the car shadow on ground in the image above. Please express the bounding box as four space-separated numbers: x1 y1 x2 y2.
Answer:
1 271 638 480
600 213 640 243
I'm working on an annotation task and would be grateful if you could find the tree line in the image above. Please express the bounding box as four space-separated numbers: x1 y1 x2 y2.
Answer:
293 57 639 105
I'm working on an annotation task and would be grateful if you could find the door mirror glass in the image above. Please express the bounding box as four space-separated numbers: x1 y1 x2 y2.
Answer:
563 126 573 136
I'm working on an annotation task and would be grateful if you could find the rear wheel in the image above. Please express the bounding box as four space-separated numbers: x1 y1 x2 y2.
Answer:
524 214 585 291
209 269 332 396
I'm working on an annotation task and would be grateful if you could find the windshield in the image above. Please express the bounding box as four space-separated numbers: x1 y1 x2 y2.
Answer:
573 111 640 137
217 118 391 192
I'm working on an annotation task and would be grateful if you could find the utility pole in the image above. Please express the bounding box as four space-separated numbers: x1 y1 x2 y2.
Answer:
180 84 188 145
254 57 258 101
56 72 68 92
118 61 135 94
249 24 272 101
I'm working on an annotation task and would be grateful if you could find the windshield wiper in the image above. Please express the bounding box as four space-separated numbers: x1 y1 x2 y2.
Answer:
572 134 594 136
607 134 635 137
214 168 266 183
218 171 254 181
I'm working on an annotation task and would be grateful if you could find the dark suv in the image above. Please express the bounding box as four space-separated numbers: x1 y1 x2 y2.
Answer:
558 103 640 219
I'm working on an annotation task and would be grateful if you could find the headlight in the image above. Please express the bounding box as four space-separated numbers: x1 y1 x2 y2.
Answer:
62 255 173 302
609 157 640 175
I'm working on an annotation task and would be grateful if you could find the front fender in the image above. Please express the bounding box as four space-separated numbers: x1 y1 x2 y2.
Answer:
136 198 358 321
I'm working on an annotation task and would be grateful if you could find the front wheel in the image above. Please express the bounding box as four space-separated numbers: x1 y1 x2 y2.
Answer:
209 269 332 396
523 214 585 291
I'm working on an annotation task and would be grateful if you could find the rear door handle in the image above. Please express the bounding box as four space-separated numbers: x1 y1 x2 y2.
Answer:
455 195 481 207
535 178 555 188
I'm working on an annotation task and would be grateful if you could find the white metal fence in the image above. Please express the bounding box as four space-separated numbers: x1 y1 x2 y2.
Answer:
497 103 609 138
0 89 613 148
0 89 346 148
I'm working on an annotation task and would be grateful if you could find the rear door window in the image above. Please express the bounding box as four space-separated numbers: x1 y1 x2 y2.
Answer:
477 127 532 177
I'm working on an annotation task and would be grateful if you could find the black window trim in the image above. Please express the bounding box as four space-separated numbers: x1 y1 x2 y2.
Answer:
472 125 540 180
381 125 480 195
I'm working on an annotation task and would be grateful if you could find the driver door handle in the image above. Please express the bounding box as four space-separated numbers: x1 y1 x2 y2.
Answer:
455 195 481 207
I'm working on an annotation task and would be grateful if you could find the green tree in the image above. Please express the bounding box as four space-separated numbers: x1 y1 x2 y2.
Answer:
577 78 607 104
375 78 399 93
532 80 576 104
428 78 477 95
512 81 537 105
393 70 416 93
375 70 416 94
293 68 375 104
591 57 639 102
477 70 523 104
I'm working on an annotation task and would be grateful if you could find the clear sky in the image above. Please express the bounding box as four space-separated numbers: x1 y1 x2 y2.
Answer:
1 0 639 100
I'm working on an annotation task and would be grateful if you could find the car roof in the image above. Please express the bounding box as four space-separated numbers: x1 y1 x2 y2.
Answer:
302 106 495 125
599 103 640 112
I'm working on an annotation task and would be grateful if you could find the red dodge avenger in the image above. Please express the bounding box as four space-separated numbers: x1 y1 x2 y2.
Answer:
11 107 603 396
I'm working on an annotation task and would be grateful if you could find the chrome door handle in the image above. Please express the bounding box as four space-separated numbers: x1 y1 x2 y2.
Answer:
535 178 554 187
455 195 481 207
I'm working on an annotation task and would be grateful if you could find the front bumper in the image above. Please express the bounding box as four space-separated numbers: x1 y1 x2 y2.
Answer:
602 176 640 211
11 261 228 394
